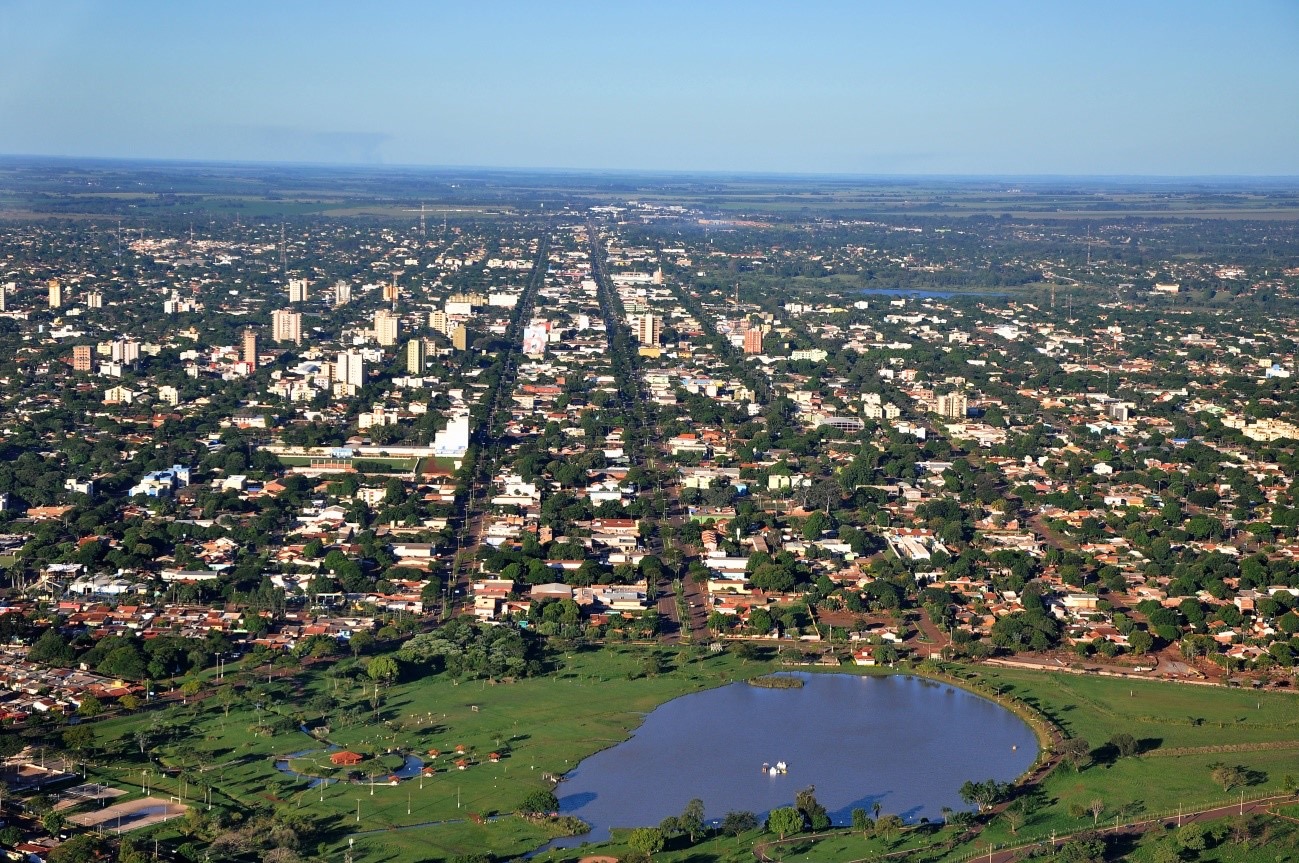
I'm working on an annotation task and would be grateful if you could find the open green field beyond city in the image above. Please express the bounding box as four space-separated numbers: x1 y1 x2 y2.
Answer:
74 648 1299 863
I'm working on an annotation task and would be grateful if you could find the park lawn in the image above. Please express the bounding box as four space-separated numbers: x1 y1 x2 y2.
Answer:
80 644 761 861
78 653 1299 863
935 666 1299 854
975 668 1299 749
335 817 554 863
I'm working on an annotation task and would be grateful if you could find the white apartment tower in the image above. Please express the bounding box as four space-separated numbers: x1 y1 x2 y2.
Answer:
374 309 400 347
48 279 63 309
333 279 352 306
271 309 303 345
335 350 365 394
111 339 140 364
288 278 308 303
85 291 103 309
935 392 969 419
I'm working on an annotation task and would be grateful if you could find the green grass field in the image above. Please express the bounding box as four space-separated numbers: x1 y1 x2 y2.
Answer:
70 653 1299 863
934 666 1299 853
84 645 755 862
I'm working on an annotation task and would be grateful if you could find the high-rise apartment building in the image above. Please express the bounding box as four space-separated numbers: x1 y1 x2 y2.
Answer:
72 345 92 372
271 309 302 345
288 278 308 303
743 327 764 355
335 350 365 393
374 310 400 346
452 325 469 351
405 339 424 374
333 279 352 306
634 313 661 346
85 291 103 309
935 392 969 419
242 328 258 368
111 340 140 364
429 310 449 335
383 279 399 304
0 282 9 312
48 279 63 309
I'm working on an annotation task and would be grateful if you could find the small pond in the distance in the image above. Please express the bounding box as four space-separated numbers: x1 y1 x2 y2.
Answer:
552 672 1037 847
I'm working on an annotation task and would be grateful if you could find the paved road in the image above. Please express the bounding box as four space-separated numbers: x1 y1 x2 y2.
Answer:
447 236 548 614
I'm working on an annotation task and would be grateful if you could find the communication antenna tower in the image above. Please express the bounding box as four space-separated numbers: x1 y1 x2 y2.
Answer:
402 203 429 237
279 223 287 271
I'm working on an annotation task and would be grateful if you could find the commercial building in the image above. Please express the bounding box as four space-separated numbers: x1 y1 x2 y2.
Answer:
523 320 550 356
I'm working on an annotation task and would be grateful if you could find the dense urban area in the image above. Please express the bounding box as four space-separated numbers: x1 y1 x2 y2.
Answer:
1 161 1299 863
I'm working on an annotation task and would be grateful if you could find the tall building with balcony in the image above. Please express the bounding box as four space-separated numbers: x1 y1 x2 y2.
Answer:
271 309 302 345
333 279 352 306
335 350 365 394
72 345 92 372
405 339 424 374
374 310 400 346
634 313 661 346
935 392 969 419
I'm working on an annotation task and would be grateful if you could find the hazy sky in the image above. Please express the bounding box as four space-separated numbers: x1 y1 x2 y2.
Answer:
3 0 1298 175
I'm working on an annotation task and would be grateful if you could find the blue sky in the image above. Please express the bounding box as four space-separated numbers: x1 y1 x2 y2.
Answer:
2 0 1297 175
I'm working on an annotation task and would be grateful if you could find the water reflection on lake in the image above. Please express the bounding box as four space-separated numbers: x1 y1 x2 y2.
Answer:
552 673 1036 847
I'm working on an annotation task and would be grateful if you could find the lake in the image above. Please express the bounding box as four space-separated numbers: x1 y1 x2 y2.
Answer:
552 672 1036 846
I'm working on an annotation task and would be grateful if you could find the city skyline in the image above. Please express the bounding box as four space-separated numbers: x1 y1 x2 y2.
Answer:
2 0 1298 176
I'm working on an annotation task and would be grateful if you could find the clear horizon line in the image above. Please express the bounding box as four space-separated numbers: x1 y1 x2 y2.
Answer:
2 152 1298 183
